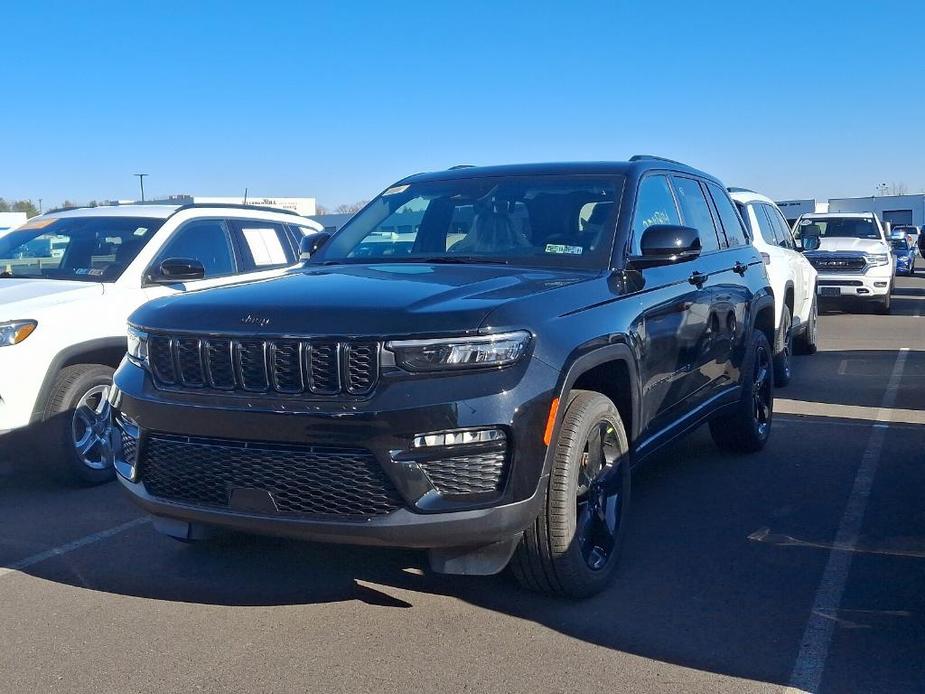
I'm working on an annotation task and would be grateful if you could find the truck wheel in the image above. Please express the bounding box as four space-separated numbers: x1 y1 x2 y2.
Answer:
511 390 631 598
773 306 793 387
42 364 116 485
709 330 773 453
874 290 892 315
793 295 818 355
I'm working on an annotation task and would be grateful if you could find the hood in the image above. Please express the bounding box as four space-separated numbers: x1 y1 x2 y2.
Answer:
131 263 597 337
815 237 887 254
0 278 104 320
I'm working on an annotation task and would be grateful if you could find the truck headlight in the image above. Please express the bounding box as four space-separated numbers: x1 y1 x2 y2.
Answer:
0 320 37 347
126 325 149 366
866 253 890 267
386 331 531 372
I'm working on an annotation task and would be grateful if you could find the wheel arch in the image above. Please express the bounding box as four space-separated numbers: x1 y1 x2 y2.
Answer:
30 337 127 423
751 293 776 349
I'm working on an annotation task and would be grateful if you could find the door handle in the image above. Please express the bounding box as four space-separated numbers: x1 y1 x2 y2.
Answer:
733 261 748 275
688 271 707 287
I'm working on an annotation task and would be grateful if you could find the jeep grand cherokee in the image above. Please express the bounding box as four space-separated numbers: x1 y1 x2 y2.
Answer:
109 158 776 597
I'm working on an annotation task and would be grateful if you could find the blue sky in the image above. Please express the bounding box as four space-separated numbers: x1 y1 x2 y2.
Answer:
2 1 924 209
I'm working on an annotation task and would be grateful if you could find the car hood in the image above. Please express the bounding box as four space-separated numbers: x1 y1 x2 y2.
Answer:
0 278 104 320
814 238 888 254
130 263 598 337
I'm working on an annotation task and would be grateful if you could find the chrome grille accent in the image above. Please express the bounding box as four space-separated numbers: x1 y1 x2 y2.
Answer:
148 333 379 397
806 254 867 272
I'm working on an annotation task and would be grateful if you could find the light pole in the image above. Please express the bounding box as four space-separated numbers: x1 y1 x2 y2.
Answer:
38 198 43 213
134 173 148 202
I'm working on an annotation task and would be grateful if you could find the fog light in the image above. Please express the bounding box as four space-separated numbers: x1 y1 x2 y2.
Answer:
857 288 870 294
874 282 888 288
413 428 505 448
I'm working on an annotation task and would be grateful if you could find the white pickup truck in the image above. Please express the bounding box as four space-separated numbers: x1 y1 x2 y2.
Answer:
794 212 895 314
0 203 322 482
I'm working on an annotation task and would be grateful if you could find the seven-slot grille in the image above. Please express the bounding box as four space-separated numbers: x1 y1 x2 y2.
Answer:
148 334 379 396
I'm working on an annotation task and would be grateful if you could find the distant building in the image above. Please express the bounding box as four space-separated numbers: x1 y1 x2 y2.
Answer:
0 212 27 232
828 194 925 227
148 195 317 217
776 199 828 226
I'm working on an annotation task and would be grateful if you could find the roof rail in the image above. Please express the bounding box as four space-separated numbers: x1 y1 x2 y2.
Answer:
170 203 301 217
727 186 755 193
448 164 476 170
629 154 689 167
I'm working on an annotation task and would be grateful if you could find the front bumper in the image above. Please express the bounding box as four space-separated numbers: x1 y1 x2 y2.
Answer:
816 271 892 299
110 354 560 550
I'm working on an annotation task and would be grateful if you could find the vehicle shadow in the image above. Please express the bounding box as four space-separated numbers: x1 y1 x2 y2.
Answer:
5 348 924 688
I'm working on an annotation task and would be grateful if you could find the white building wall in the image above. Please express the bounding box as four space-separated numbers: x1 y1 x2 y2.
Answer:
0 212 27 232
829 194 925 227
193 196 317 217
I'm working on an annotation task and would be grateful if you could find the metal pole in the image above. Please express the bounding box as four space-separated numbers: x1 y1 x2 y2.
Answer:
134 173 148 202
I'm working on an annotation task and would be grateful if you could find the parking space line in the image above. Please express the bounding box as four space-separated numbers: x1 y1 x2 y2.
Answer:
0 516 149 580
785 348 909 694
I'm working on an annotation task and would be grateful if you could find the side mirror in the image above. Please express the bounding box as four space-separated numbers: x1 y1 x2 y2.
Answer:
800 235 821 252
148 257 205 284
300 232 331 261
634 224 701 266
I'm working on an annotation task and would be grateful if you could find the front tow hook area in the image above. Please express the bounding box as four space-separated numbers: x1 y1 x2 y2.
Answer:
426 534 523 575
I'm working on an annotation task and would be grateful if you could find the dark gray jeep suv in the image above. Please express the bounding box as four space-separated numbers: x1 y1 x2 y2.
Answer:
109 158 776 597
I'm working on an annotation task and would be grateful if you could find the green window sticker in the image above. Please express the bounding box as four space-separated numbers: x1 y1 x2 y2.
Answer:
545 243 583 255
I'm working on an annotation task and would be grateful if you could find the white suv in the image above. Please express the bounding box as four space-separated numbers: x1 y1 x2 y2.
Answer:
730 189 818 386
794 212 894 315
0 203 322 483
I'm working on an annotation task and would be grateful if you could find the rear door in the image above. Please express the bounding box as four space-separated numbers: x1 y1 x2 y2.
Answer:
704 182 757 394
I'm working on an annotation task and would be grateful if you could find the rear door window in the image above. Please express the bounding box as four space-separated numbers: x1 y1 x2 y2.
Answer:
631 174 681 254
766 205 796 250
706 183 749 247
752 204 779 245
671 176 721 253
229 220 295 270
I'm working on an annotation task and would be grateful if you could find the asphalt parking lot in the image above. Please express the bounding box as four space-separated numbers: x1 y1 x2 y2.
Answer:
1 276 923 694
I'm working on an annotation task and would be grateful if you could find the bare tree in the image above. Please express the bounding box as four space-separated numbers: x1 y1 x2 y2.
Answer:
315 204 328 216
888 182 908 196
334 200 369 215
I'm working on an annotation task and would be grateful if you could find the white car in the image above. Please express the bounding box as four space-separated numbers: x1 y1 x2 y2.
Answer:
793 212 895 315
0 203 322 483
730 189 818 386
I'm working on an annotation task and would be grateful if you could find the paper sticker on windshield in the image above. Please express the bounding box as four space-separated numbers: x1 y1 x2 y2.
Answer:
382 184 410 196
18 218 57 230
134 227 149 236
545 244 583 255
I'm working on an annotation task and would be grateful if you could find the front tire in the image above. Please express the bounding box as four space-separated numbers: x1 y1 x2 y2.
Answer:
874 289 892 315
773 306 793 387
709 330 773 453
41 364 116 485
511 390 631 598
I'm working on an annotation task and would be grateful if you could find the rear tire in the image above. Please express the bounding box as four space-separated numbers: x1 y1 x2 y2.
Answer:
41 364 116 485
709 330 773 453
511 390 631 598
772 307 793 387
793 295 818 355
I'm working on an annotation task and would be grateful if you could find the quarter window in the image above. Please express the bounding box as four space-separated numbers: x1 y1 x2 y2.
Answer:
766 205 796 250
706 183 748 247
156 219 236 278
752 204 778 245
231 221 294 269
672 176 720 253
631 175 680 254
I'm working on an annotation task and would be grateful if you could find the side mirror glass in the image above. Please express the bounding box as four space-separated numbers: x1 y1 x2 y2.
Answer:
801 235 821 252
300 232 332 260
148 257 205 284
635 224 702 266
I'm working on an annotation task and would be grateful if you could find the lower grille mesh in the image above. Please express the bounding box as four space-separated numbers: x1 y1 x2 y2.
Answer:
140 434 404 517
419 450 506 495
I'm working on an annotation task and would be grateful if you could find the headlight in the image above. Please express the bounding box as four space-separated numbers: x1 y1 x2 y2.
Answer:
386 331 531 372
126 325 149 365
866 253 890 267
0 320 37 347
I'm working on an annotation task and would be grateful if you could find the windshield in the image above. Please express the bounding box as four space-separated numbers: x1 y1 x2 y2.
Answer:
314 175 624 270
891 238 910 251
796 217 883 241
0 216 164 281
